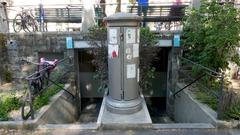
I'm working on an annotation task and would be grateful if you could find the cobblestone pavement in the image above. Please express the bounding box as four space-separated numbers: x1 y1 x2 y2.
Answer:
0 129 239 135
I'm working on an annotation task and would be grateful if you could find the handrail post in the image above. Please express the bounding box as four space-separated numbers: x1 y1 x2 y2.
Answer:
39 4 45 32
217 73 225 119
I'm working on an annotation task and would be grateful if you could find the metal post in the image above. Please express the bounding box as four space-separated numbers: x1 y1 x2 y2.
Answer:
217 73 225 119
39 4 44 32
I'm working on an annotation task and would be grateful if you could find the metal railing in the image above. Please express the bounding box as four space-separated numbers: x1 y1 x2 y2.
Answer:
175 56 225 119
3 2 191 32
21 57 74 120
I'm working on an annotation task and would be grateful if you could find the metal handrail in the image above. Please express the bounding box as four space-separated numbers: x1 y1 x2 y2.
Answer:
173 73 206 97
179 56 222 76
21 56 73 120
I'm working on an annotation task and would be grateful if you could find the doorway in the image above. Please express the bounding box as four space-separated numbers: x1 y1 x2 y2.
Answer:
144 48 173 123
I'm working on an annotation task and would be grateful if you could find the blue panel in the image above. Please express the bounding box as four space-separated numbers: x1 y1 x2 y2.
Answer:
66 37 73 49
173 34 180 47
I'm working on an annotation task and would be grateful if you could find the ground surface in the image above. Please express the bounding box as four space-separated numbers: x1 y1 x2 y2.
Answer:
0 82 26 92
0 129 239 135
78 98 102 123
230 79 240 93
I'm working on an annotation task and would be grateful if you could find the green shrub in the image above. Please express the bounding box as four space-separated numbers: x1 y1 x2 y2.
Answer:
0 102 8 121
193 90 218 111
0 94 21 121
193 89 240 120
224 101 240 120
33 84 64 110
182 0 240 72
0 84 63 121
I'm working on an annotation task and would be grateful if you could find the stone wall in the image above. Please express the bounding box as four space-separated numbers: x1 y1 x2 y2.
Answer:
6 32 85 81
174 83 217 124
174 83 240 128
0 33 9 84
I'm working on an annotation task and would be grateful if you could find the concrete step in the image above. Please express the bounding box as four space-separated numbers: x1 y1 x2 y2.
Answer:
37 123 215 131
152 123 215 129
37 123 99 131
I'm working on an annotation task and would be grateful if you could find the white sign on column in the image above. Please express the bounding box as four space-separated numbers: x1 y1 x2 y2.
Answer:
109 28 118 44
126 28 136 44
127 64 136 79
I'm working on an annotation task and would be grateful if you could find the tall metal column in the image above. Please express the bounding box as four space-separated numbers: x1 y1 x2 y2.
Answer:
104 13 143 114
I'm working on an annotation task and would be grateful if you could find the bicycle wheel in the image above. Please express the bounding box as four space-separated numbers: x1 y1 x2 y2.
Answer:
21 91 33 120
24 16 37 32
13 14 23 32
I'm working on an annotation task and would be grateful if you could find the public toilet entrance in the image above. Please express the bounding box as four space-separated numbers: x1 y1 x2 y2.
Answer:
76 47 171 123
77 49 103 123
144 47 171 123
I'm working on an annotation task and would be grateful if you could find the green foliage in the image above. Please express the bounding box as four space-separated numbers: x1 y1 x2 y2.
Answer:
87 26 108 92
182 0 240 72
140 27 157 47
140 67 156 91
183 0 240 120
33 84 63 110
139 27 158 91
193 88 240 120
87 26 107 43
224 102 240 120
0 84 63 121
193 89 218 111
0 93 21 121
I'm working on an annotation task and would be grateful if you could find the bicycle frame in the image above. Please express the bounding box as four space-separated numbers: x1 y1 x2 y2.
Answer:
13 7 38 32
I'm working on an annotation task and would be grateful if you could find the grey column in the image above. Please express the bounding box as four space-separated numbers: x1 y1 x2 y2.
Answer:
104 12 143 114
